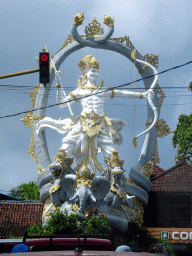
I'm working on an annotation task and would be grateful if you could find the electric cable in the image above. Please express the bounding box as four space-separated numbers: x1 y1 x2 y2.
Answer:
0 59 192 89
0 60 192 119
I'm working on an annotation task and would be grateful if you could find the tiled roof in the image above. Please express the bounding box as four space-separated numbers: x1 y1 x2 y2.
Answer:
150 162 192 193
0 201 43 238
150 165 164 179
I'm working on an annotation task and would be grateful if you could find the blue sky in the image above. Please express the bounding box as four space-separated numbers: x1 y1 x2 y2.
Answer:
0 0 192 193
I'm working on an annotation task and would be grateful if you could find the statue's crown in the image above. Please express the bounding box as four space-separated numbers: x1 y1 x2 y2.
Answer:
78 55 99 74
105 149 124 170
76 164 95 187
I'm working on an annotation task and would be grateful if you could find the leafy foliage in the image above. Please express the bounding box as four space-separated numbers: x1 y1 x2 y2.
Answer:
28 209 110 235
45 209 79 235
9 181 40 200
172 114 192 164
80 214 111 234
152 240 175 256
28 223 45 236
125 221 156 249
7 233 23 239
125 221 174 255
188 81 192 92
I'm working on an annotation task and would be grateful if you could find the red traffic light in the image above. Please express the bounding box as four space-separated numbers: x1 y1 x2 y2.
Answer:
39 51 50 86
40 53 49 62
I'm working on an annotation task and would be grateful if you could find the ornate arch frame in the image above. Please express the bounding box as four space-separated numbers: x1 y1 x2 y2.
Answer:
22 16 170 223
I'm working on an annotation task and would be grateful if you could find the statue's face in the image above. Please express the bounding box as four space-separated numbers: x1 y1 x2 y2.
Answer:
86 68 99 82
112 166 123 184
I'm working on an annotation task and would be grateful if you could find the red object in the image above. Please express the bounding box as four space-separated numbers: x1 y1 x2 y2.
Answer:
24 238 113 251
40 53 49 62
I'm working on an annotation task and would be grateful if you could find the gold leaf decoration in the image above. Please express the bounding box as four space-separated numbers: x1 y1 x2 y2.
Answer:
29 83 40 109
85 17 104 37
49 185 62 195
37 165 45 175
52 205 60 211
156 119 172 138
139 65 149 74
28 130 38 164
72 183 77 191
143 54 159 69
71 203 79 214
103 15 114 27
73 13 84 26
132 199 144 226
54 35 74 56
21 111 44 128
156 83 166 115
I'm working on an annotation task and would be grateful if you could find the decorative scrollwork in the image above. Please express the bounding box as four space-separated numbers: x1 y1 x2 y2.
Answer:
85 17 104 37
37 165 45 175
55 35 74 56
103 15 114 27
73 13 84 26
132 199 144 225
156 119 172 138
71 203 79 213
143 53 159 69
156 83 166 115
29 83 40 109
28 130 38 164
21 111 44 128
54 148 74 171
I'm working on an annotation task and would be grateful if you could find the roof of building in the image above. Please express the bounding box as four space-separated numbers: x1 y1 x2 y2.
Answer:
150 161 192 193
0 193 22 201
150 165 165 180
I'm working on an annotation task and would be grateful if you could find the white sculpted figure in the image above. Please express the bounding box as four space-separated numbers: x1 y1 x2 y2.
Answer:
37 55 153 173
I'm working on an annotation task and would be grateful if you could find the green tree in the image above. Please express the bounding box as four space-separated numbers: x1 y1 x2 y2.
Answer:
172 113 192 164
9 181 40 201
188 81 192 92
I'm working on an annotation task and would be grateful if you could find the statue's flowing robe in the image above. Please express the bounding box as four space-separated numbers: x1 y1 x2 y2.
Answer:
37 114 126 172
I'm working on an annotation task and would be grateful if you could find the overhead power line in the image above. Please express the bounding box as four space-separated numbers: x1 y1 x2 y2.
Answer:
0 60 192 120
0 85 191 90
0 59 192 89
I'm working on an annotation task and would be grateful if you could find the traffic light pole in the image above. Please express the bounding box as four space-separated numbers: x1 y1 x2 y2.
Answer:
0 68 39 79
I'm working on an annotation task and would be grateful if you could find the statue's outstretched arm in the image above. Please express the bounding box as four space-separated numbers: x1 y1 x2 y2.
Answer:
56 87 76 109
100 88 149 100
107 89 149 100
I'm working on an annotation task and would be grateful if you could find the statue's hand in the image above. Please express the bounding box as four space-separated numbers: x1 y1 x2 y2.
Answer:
73 13 84 26
143 89 154 100
103 15 114 27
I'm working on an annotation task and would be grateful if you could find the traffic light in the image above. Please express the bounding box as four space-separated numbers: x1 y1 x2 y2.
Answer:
39 51 50 86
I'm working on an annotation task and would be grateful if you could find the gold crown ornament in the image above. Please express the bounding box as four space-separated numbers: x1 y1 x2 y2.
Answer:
49 148 74 176
76 164 95 187
105 149 124 170
78 55 99 75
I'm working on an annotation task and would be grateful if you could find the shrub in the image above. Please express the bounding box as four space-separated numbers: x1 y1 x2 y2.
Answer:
80 214 111 234
45 209 79 235
28 223 45 236
28 209 111 235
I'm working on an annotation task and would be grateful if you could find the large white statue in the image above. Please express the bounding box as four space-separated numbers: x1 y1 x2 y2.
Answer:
25 14 160 232
37 55 153 173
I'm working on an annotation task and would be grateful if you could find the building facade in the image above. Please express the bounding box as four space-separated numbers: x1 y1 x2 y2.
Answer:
144 162 192 255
